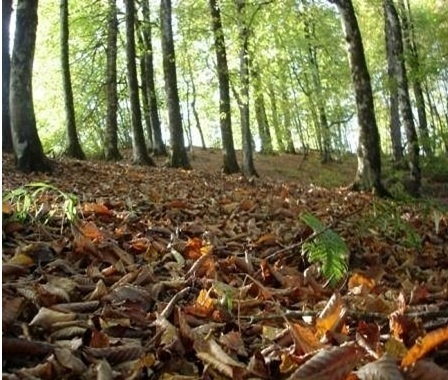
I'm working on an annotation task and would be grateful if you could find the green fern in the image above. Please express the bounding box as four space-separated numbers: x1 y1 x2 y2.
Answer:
300 213 348 285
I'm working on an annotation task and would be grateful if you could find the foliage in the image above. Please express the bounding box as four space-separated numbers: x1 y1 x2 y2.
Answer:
3 182 78 226
300 212 349 285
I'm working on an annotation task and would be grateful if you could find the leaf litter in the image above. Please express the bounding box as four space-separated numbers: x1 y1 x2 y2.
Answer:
2 153 448 379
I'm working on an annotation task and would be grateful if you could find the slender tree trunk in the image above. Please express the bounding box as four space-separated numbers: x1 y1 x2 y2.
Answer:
125 0 154 166
398 0 432 157
140 0 166 156
139 51 154 152
281 92 296 154
160 0 190 169
252 67 273 154
385 0 421 195
104 0 121 161
329 0 388 196
10 0 50 173
303 2 331 162
209 0 240 174
384 0 403 163
187 61 206 150
2 0 13 152
268 84 285 152
236 0 257 177
60 0 85 159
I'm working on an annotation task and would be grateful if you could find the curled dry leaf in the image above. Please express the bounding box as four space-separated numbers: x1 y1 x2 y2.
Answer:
356 353 404 380
29 307 76 329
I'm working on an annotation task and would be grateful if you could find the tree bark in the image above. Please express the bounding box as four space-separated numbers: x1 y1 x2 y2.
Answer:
384 0 421 195
104 0 122 161
209 0 240 174
384 0 403 163
125 0 155 166
268 84 286 152
10 0 50 173
235 0 257 177
329 0 388 196
398 0 432 157
253 67 273 154
160 0 191 169
2 0 13 152
60 0 85 160
140 0 166 156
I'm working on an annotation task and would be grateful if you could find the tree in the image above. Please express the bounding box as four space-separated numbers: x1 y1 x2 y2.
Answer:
398 0 432 157
384 0 421 195
125 0 155 166
160 0 191 169
328 0 388 195
209 0 240 174
139 0 166 156
2 0 13 152
60 0 85 159
10 0 50 172
104 0 122 161
235 0 257 177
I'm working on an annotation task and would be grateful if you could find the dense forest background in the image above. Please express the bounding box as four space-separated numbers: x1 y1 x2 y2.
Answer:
2 0 448 193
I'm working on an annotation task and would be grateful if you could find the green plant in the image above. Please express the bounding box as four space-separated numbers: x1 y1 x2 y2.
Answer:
300 213 349 286
3 182 78 228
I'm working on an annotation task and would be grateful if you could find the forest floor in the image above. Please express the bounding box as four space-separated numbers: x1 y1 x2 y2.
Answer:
2 149 448 379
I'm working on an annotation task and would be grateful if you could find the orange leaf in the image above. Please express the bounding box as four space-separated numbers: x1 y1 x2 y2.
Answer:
401 326 448 367
239 198 255 211
79 221 104 241
82 203 111 215
2 201 14 215
316 293 345 338
184 237 203 259
254 233 278 247
348 272 376 293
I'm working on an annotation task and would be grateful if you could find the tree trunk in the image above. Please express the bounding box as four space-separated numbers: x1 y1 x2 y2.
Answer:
209 0 240 174
104 0 121 161
252 68 273 154
2 0 13 152
236 0 257 177
384 0 421 195
125 0 155 166
384 0 403 163
187 61 206 150
140 0 166 156
139 51 154 152
10 0 50 173
268 84 285 152
160 0 191 169
329 0 388 196
398 0 432 157
60 0 85 160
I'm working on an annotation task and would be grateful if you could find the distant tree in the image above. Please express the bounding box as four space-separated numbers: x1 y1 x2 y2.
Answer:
60 0 85 160
329 0 388 196
252 66 273 154
10 0 50 172
209 0 240 174
125 0 155 166
384 0 421 195
139 0 166 156
104 0 122 161
2 0 13 152
160 0 191 169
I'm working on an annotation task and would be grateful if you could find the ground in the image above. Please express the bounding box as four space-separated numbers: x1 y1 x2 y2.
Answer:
2 149 448 379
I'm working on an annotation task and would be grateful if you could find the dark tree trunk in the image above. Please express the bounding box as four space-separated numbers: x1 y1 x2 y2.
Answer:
384 0 403 163
10 0 50 173
236 0 257 177
329 0 388 196
209 0 240 174
384 0 421 196
2 0 13 152
253 68 273 154
398 0 432 157
125 0 155 166
139 51 154 152
160 0 190 169
140 0 166 156
60 0 85 160
104 0 122 161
